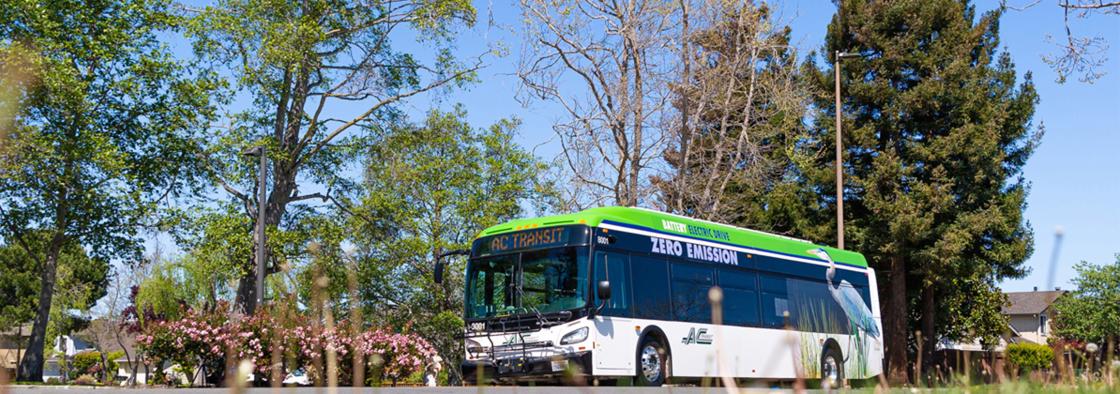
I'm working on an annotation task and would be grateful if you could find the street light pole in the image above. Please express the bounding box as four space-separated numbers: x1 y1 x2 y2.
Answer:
834 50 863 250
834 51 845 250
242 146 268 313
255 148 266 310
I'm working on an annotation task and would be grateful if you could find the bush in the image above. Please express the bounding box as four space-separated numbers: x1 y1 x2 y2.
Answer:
106 350 125 375
1007 342 1054 372
73 374 98 386
72 351 102 375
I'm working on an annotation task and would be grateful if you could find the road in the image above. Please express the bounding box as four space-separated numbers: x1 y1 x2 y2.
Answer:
4 387 805 394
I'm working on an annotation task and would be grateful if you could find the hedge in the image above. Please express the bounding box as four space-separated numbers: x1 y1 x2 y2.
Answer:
1007 342 1054 372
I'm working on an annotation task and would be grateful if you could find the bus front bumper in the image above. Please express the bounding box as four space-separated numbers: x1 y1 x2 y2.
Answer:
462 351 592 383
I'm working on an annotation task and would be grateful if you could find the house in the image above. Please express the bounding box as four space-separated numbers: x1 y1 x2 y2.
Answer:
1002 288 1064 345
40 334 98 382
70 319 147 385
0 323 32 378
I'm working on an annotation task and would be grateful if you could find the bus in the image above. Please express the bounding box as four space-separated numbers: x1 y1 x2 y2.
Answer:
454 206 883 386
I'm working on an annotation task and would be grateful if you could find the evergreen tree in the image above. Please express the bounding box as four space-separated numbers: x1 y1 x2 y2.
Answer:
798 0 1038 383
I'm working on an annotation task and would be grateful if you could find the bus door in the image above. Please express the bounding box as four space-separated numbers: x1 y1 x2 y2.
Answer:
591 251 636 374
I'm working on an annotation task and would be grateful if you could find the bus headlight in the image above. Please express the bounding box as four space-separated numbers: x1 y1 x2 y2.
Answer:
560 327 588 345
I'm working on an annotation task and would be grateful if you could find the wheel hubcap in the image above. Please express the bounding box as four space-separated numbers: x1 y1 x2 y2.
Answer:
640 344 662 382
822 355 839 388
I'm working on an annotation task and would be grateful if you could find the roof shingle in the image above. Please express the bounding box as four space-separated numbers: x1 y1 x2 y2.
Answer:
1003 291 1063 315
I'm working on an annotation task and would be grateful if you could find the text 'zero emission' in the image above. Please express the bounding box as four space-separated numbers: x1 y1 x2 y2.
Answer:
650 236 737 265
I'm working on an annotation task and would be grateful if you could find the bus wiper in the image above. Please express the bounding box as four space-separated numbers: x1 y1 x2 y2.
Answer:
512 279 549 328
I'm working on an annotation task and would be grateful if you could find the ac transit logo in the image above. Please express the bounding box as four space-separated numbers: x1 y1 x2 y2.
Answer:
681 328 713 345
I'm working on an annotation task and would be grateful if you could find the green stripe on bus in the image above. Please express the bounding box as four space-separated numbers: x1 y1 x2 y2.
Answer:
477 206 868 268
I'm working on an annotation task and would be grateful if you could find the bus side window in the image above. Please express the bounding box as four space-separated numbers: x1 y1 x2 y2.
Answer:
594 252 631 316
759 274 791 328
717 268 760 326
631 255 670 320
670 262 714 323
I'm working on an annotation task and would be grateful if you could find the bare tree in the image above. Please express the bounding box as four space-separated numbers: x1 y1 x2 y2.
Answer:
87 263 140 385
656 1 804 221
1047 0 1118 83
1003 0 1118 83
517 0 678 207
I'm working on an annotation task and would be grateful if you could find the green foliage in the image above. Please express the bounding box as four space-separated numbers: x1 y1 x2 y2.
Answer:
0 233 108 333
0 0 218 378
106 350 124 374
0 240 39 329
72 351 101 375
178 0 481 312
0 0 220 260
789 0 1039 361
1007 342 1054 372
1051 256 1120 343
352 106 547 383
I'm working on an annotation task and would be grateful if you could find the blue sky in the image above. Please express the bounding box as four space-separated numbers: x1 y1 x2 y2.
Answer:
164 1 1117 293
418 0 1119 292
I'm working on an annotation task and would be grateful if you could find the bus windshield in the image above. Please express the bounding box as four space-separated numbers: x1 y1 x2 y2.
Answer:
464 247 588 319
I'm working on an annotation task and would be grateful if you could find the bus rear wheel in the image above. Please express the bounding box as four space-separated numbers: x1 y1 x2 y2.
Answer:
821 345 844 390
636 336 667 386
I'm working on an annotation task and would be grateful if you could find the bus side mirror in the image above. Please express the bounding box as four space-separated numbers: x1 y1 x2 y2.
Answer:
432 249 469 285
597 280 611 300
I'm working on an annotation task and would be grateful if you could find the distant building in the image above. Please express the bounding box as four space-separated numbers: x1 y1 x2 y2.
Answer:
0 323 32 377
1002 288 1064 345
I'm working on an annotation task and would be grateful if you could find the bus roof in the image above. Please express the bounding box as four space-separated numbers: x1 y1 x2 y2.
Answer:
476 206 868 268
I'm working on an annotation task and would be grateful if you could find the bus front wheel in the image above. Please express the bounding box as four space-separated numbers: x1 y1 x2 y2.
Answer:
821 345 844 389
636 336 668 386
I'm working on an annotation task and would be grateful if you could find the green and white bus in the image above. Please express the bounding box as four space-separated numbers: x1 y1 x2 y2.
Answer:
455 207 883 386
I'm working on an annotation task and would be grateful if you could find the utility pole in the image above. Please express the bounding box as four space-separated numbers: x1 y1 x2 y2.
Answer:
835 51 844 250
242 146 267 313
834 50 863 250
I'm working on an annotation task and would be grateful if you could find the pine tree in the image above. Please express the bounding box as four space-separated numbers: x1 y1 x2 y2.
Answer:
798 0 1038 383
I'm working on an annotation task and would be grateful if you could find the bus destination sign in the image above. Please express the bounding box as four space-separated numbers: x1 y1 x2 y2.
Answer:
472 226 584 257
490 227 566 252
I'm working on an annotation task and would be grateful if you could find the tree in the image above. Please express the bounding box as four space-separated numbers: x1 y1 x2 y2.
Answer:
183 0 482 314
1052 256 1120 356
800 0 1038 383
0 234 109 378
656 1 806 223
1046 0 1118 83
0 0 218 380
351 107 547 384
517 0 678 207
1002 0 1119 83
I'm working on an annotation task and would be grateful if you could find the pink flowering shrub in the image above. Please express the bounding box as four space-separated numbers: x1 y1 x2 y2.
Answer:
354 328 437 384
137 309 227 384
138 309 437 386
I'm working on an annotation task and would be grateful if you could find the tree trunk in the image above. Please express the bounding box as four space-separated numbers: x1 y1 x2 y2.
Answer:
884 254 910 385
16 323 23 376
17 231 66 382
234 274 256 314
921 284 936 385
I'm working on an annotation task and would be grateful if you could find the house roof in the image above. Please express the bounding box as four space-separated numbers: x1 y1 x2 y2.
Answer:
1003 291 1064 315
72 319 138 356
0 323 33 337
